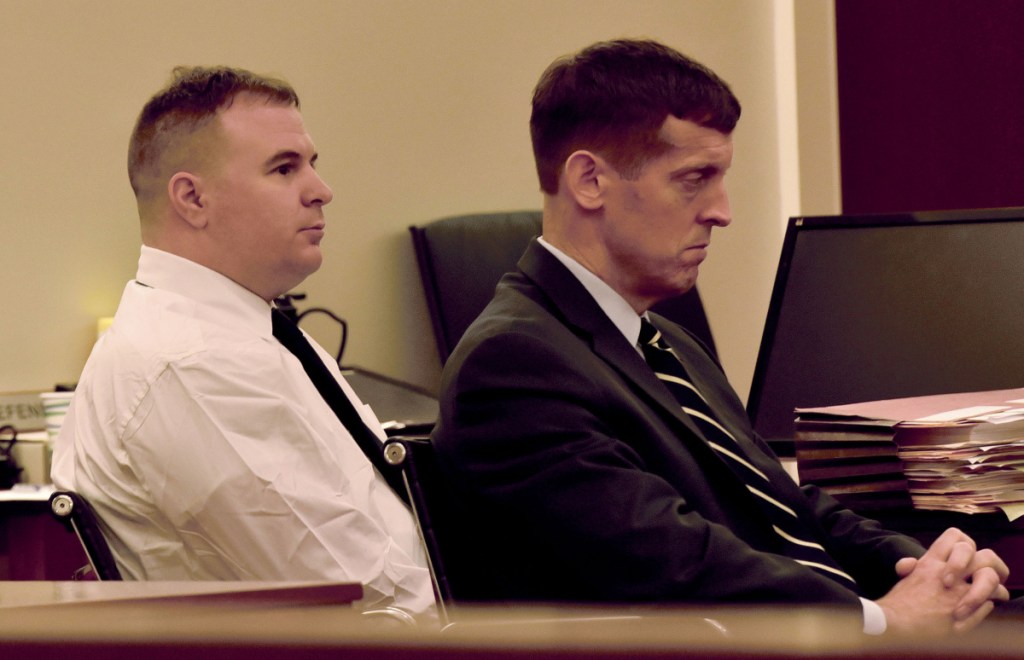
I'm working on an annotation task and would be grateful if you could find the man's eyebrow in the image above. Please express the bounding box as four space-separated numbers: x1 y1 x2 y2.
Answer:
670 163 721 178
264 150 319 167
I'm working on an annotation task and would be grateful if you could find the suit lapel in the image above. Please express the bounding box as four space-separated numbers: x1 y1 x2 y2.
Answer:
516 241 713 446
515 240 800 531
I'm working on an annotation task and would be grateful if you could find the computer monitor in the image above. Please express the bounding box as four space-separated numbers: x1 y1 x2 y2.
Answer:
747 208 1024 455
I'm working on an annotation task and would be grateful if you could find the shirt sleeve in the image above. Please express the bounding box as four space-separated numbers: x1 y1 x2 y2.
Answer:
120 339 432 614
861 598 887 635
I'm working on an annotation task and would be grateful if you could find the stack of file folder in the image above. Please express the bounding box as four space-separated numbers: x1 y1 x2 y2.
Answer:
794 388 1024 518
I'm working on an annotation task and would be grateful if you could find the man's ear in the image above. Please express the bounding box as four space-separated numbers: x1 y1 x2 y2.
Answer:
563 150 609 211
167 172 208 229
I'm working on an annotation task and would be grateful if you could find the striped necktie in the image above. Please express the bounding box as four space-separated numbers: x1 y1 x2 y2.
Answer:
638 319 857 590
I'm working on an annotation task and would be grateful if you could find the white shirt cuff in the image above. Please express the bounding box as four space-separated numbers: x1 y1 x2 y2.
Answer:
861 597 887 635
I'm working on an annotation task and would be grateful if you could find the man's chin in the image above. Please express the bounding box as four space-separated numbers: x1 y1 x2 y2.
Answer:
300 250 324 274
280 256 323 292
672 270 699 295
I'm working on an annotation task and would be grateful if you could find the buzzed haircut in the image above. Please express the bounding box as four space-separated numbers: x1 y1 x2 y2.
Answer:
127 66 299 197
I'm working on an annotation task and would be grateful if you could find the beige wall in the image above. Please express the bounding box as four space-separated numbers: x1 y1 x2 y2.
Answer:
0 0 838 402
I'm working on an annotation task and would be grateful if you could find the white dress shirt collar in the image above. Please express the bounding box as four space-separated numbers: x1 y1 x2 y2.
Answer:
136 245 274 337
537 236 644 347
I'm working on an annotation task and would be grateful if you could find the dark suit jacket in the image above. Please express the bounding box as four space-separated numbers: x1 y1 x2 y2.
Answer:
432 239 924 607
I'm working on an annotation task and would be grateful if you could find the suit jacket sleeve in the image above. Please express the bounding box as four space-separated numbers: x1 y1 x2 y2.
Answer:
434 322 921 606
654 320 925 600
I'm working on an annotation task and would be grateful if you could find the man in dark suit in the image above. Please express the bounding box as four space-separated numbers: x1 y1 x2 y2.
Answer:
431 39 1009 636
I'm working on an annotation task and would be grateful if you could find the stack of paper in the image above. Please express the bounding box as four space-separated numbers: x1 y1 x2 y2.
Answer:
793 412 909 511
794 388 1024 519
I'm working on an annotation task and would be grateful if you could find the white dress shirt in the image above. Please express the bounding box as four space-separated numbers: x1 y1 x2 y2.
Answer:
51 246 434 617
536 237 886 634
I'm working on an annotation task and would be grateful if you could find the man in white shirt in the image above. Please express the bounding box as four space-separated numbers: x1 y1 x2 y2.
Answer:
51 66 434 617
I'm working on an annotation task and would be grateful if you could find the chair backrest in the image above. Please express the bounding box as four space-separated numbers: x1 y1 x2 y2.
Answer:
410 211 542 364
49 490 123 580
410 210 718 364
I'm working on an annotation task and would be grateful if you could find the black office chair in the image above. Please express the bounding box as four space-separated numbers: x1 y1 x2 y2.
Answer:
383 437 457 625
49 490 123 581
410 211 718 365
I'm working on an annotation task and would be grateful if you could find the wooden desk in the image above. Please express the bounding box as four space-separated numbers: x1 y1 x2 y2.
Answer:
342 367 438 433
0 596 1021 659
0 580 362 609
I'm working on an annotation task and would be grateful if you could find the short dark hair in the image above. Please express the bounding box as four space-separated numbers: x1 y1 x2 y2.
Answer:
530 39 741 194
127 66 299 197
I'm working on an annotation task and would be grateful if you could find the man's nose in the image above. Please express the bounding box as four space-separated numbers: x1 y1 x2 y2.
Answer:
306 171 334 206
704 183 731 227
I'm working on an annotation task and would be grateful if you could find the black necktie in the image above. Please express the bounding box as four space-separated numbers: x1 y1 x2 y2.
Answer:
639 319 857 590
271 308 407 503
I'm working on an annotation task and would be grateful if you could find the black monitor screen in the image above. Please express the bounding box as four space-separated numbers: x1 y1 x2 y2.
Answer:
747 208 1024 455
